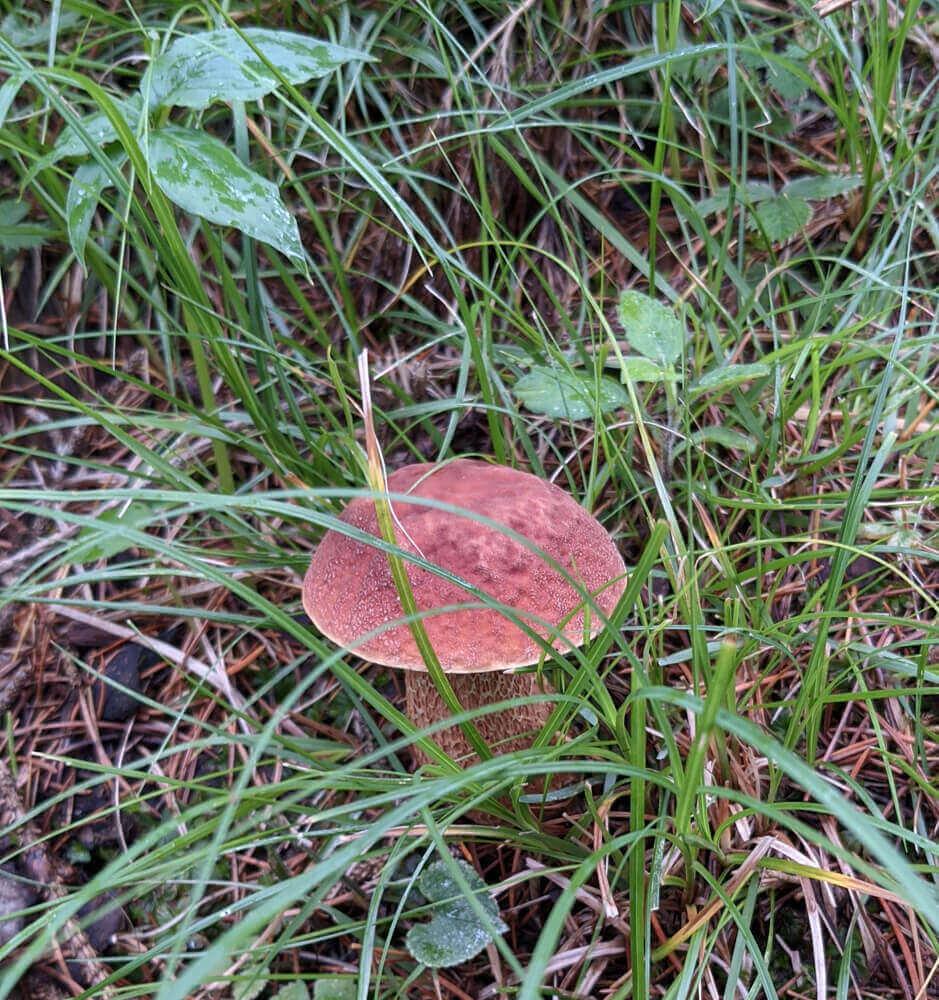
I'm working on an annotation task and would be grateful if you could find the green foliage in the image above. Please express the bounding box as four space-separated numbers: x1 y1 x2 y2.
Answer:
146 29 369 109
311 980 353 1000
617 290 685 368
146 126 304 261
405 859 507 968
0 198 56 253
44 28 370 265
513 366 627 419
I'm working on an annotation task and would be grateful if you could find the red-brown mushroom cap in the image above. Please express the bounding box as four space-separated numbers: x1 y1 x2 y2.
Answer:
302 459 626 672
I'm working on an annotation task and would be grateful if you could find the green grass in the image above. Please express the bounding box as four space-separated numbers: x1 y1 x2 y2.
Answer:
1 1 938 997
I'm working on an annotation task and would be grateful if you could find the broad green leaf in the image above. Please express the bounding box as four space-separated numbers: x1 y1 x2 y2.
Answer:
232 970 266 1000
690 426 758 454
750 196 812 242
738 48 807 100
147 125 304 262
514 367 627 420
73 503 157 562
0 198 55 251
45 95 143 163
691 362 771 396
147 28 370 110
783 174 864 200
617 291 685 366
405 859 507 968
0 199 28 228
617 355 676 384
1 10 81 48
766 54 810 102
67 156 125 269
312 980 352 1000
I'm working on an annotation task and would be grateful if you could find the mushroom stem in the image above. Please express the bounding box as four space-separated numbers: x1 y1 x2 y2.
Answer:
405 670 555 766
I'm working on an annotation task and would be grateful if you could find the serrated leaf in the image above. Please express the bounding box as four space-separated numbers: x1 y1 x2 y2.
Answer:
148 28 370 110
617 291 685 366
514 367 627 420
691 362 771 396
750 196 812 242
783 175 864 200
0 198 55 252
738 48 808 101
690 427 757 454
406 859 507 969
67 156 125 269
0 199 28 228
617 355 675 384
147 125 304 261
312 980 352 1000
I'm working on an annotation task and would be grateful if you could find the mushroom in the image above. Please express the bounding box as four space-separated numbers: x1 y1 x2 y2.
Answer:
303 459 626 764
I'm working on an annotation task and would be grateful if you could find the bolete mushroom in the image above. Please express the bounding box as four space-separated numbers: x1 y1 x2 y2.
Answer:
303 459 626 764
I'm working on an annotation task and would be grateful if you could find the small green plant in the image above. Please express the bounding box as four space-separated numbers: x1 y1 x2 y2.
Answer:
36 28 369 265
311 980 354 1000
513 365 627 419
695 173 863 245
405 858 507 969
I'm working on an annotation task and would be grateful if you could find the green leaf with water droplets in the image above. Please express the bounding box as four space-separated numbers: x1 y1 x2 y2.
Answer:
406 859 507 968
148 125 304 262
617 291 685 367
46 95 144 163
67 155 125 269
617 354 677 384
514 367 627 420
148 28 370 110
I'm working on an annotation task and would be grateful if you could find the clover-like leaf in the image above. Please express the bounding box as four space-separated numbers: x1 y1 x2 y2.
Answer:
514 367 627 420
695 180 774 217
750 195 812 243
147 125 304 261
617 290 685 367
405 859 507 968
147 28 370 110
